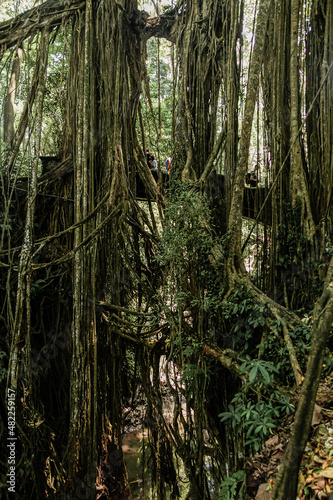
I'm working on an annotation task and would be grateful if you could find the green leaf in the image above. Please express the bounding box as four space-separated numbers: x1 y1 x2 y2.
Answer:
249 365 258 382
259 365 271 384
246 424 255 437
219 412 232 422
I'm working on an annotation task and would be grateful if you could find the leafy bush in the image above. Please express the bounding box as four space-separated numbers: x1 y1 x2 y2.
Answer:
211 285 269 352
219 359 294 452
219 470 245 500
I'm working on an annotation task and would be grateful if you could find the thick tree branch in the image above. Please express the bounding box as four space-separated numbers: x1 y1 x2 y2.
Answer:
0 0 85 51
203 344 243 379
0 2 178 54
134 10 178 43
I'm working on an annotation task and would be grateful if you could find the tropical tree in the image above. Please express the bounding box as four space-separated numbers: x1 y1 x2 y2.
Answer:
0 0 332 499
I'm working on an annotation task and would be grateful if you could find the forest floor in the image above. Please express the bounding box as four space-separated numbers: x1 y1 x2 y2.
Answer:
247 377 333 500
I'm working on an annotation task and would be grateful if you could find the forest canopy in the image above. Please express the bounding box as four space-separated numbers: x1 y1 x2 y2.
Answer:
0 0 332 499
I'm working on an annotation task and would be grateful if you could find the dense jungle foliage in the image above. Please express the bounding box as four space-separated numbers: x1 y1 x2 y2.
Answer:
0 0 332 499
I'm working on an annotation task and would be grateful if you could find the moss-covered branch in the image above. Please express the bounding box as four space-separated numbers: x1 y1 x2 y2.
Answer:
0 0 85 51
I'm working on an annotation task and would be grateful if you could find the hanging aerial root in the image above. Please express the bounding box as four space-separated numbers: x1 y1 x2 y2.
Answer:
269 311 303 385
31 202 124 270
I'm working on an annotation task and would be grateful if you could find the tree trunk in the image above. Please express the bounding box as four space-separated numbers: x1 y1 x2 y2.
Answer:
307 0 333 254
289 0 315 239
227 0 272 274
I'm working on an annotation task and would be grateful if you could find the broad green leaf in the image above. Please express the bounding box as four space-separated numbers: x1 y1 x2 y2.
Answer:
249 364 258 382
259 365 271 384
